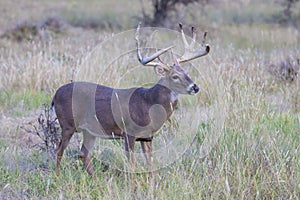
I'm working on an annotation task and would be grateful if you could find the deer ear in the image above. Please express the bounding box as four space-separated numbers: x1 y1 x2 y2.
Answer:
154 66 168 77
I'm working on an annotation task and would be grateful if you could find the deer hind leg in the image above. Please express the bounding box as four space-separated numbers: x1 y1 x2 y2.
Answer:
56 128 75 175
124 134 136 171
80 132 96 176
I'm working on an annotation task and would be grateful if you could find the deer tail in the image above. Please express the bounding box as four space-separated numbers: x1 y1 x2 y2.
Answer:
51 100 56 118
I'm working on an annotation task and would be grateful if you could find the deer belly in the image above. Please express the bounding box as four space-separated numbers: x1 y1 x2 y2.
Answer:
76 114 123 138
77 127 123 139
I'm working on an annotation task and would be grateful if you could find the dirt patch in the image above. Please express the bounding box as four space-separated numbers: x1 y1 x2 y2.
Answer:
0 110 42 147
0 17 68 42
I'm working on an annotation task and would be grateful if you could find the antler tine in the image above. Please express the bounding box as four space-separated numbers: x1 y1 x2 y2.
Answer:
191 26 196 49
135 23 173 67
177 24 210 63
202 31 207 46
179 23 189 49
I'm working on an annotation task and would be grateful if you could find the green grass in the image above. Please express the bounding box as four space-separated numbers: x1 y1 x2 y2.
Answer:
1 114 299 199
0 90 51 116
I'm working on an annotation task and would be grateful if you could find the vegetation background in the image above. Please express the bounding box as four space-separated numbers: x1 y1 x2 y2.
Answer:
0 0 300 199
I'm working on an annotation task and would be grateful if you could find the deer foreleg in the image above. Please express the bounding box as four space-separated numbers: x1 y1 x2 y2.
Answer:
141 140 155 190
140 140 153 168
124 134 136 171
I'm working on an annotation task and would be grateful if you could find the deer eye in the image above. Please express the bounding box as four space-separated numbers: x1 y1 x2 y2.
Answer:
172 74 180 80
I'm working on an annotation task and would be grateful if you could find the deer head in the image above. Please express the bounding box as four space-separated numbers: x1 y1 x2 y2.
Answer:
135 23 210 96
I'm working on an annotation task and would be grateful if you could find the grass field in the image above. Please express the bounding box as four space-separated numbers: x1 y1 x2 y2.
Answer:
0 0 300 199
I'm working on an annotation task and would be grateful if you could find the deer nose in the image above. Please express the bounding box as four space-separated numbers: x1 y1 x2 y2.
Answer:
193 84 199 93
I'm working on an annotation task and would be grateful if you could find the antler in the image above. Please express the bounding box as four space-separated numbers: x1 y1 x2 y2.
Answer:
177 23 210 63
135 23 173 69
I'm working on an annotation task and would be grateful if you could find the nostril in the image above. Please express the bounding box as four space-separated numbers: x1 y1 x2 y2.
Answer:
193 84 199 93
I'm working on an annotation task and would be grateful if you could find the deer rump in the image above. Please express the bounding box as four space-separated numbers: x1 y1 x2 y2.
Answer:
53 81 177 141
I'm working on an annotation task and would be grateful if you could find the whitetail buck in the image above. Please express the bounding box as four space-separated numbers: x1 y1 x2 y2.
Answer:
52 23 210 176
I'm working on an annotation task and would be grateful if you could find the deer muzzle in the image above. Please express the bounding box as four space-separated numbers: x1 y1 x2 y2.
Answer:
188 83 199 95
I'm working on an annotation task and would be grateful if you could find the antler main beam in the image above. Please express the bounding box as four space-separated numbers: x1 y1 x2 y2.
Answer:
177 23 210 63
135 23 173 68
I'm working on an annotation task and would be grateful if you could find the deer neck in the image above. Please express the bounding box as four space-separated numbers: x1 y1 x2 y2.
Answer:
143 79 178 111
142 83 177 121
156 78 178 103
